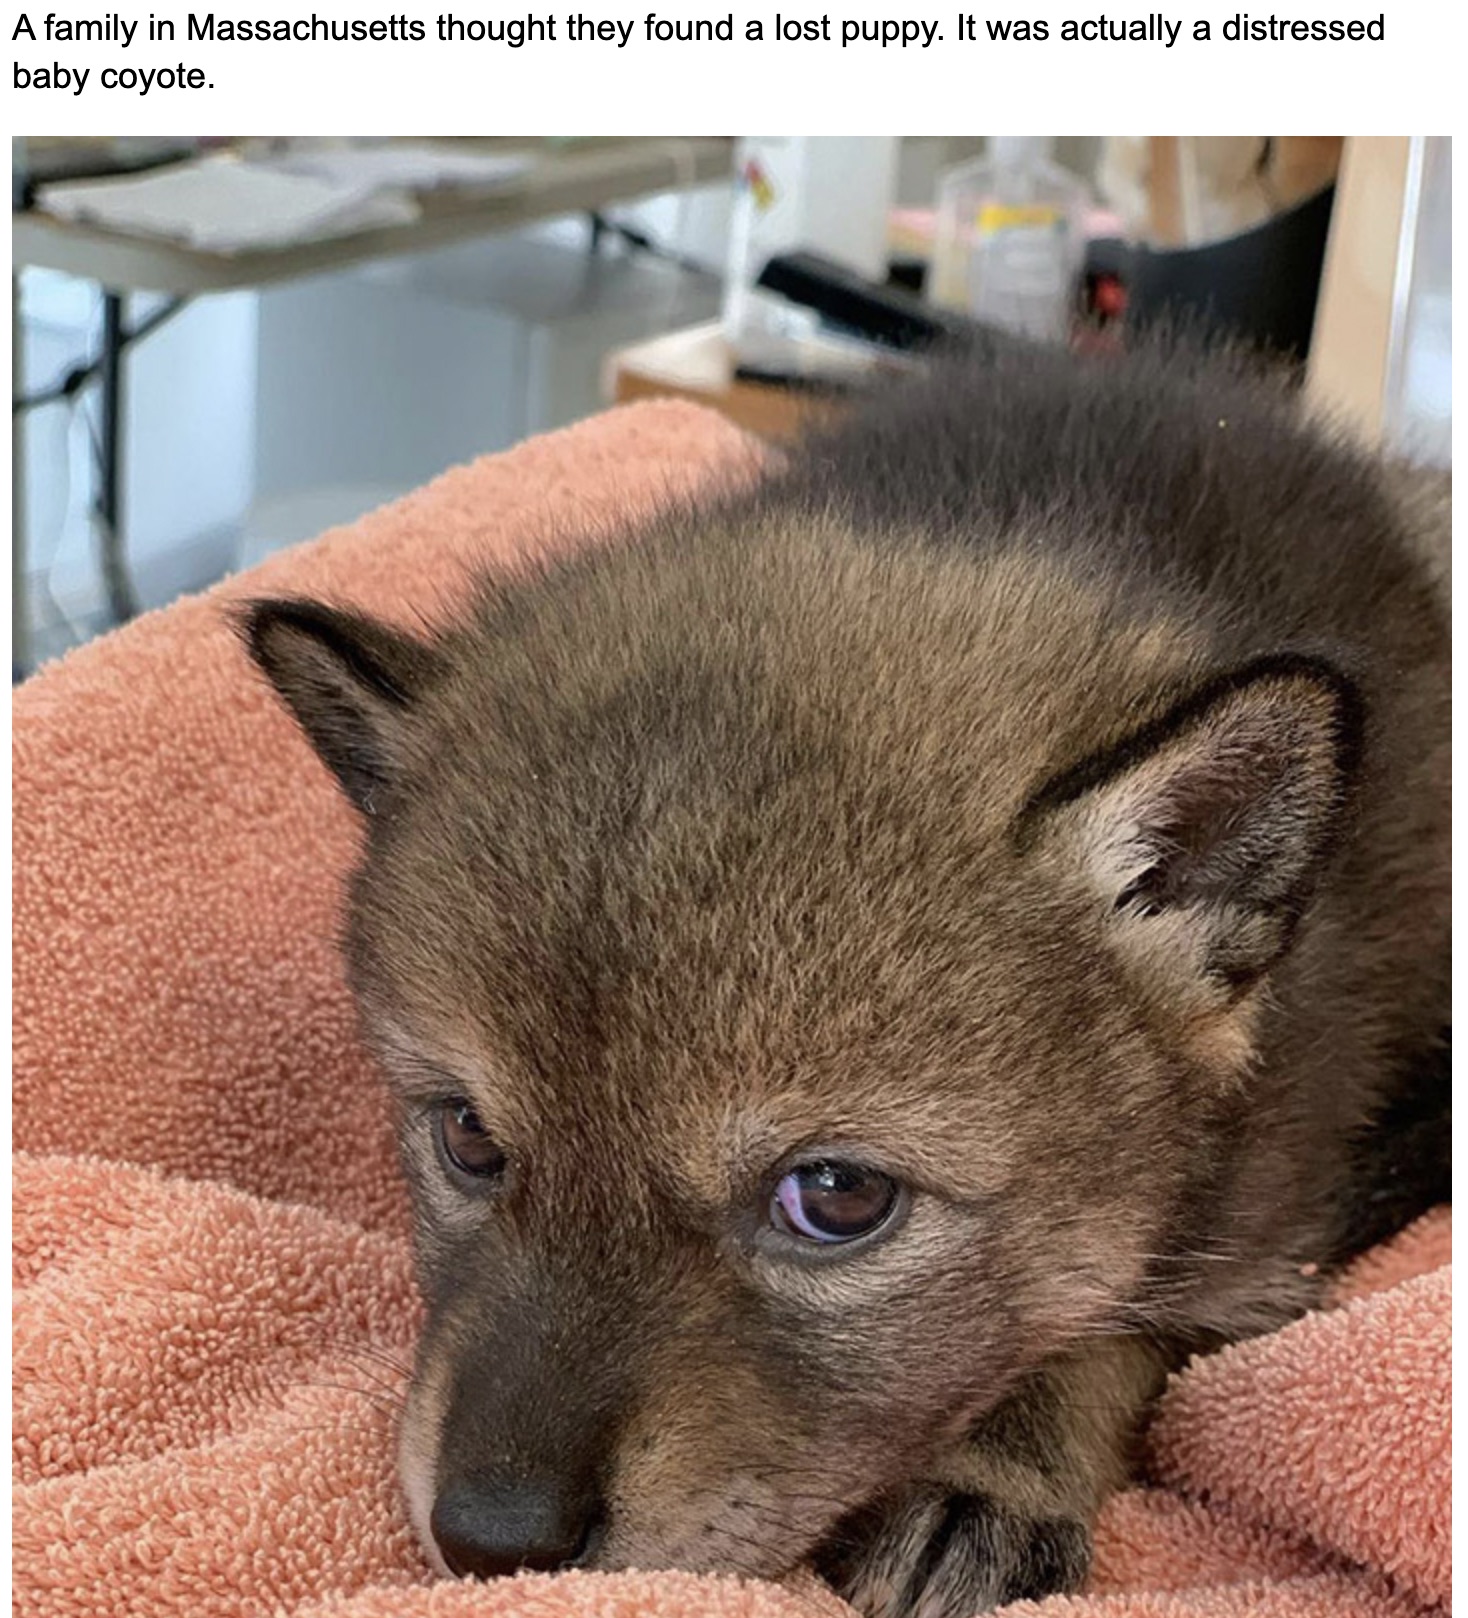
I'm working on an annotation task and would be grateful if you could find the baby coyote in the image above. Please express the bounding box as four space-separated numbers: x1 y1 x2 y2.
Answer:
246 340 1448 1617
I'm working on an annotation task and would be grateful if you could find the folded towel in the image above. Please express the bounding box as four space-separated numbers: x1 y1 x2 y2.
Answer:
12 401 1448 1618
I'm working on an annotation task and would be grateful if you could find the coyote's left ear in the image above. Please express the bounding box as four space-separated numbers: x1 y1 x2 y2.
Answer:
1025 655 1363 999
239 597 445 814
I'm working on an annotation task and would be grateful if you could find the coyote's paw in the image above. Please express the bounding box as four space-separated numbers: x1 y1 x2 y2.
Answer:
814 1484 1091 1618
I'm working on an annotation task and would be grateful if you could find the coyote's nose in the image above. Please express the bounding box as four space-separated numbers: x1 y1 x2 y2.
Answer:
430 1479 604 1579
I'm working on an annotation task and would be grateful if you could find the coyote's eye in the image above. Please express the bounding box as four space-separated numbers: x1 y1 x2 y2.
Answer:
771 1161 899 1243
436 1099 508 1181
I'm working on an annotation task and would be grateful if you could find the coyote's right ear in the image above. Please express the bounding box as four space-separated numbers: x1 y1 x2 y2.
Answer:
1024 654 1363 1001
239 598 444 814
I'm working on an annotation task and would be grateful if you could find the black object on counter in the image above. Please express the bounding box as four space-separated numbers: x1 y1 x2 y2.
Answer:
755 250 981 352
1116 185 1337 361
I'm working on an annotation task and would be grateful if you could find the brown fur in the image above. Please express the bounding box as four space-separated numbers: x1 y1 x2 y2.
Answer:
242 338 1449 1615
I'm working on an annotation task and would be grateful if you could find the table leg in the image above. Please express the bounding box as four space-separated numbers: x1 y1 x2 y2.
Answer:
13 274 29 681
98 288 139 624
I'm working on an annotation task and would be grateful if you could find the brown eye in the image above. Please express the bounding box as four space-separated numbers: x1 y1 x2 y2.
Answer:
771 1160 899 1243
437 1099 508 1181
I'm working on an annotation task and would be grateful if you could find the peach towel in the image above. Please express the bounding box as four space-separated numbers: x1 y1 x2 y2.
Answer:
12 402 1449 1618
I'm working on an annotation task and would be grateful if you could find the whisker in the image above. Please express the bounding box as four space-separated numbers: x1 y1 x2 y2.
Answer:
317 1339 418 1379
274 1420 397 1444
289 1378 402 1412
324 1354 412 1398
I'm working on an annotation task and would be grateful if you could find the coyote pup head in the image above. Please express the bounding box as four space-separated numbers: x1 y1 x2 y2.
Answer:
243 515 1358 1584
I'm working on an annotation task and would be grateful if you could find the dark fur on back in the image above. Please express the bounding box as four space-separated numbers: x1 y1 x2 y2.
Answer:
243 336 1449 1614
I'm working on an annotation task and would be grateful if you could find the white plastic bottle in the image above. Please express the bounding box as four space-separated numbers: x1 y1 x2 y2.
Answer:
931 137 1091 343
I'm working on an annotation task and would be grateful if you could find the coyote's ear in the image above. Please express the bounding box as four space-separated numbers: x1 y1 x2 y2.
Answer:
239 598 444 814
1026 656 1362 998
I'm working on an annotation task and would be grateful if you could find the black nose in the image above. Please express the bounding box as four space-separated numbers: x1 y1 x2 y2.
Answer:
430 1478 604 1579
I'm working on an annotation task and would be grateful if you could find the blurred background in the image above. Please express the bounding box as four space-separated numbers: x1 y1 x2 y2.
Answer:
11 134 1451 678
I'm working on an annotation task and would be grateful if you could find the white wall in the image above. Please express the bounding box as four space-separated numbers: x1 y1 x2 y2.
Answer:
246 219 723 559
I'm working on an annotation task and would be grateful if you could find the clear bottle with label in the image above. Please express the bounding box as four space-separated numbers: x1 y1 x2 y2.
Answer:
931 137 1091 343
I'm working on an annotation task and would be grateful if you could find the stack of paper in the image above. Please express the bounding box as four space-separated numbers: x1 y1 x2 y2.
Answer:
39 155 423 253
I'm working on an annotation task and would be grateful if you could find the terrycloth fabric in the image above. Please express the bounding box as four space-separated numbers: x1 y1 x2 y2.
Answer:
12 402 1450 1618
